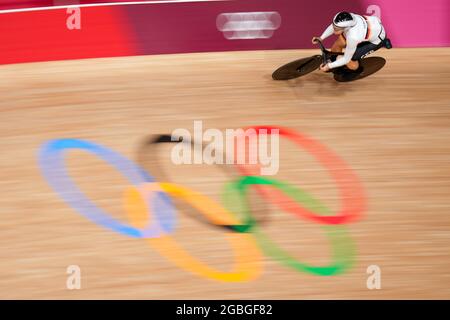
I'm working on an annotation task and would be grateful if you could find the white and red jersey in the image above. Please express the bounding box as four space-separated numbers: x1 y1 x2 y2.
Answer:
320 14 386 69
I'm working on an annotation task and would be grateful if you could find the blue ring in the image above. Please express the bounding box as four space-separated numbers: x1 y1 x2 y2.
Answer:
38 138 176 238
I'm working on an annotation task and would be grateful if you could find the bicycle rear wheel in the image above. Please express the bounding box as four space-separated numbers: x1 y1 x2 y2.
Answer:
334 57 386 82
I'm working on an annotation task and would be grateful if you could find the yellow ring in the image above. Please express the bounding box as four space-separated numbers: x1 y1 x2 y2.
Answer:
123 182 263 282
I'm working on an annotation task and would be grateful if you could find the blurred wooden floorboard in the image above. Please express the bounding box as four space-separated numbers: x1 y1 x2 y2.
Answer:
0 48 449 299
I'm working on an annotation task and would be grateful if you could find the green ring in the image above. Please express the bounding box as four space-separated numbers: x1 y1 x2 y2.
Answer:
222 176 355 276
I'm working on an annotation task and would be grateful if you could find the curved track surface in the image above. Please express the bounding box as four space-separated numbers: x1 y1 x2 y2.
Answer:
1 48 450 299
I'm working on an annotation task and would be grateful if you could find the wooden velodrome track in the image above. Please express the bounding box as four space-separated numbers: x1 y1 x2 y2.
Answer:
1 48 450 299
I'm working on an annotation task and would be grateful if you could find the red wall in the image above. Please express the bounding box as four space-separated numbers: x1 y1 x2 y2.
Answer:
0 0 448 65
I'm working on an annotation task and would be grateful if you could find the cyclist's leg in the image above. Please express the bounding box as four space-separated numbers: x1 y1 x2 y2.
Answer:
347 60 360 71
331 34 346 54
352 42 383 62
346 41 383 71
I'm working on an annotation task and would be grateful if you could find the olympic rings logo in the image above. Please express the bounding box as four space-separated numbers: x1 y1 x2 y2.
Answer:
38 125 366 282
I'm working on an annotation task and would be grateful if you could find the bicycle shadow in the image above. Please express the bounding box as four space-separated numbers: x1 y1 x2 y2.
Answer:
263 72 351 99
264 55 387 100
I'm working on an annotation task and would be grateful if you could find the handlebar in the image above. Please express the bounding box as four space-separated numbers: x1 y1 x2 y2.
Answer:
315 38 344 65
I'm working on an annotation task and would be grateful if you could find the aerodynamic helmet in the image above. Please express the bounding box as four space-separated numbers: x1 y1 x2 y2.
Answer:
333 11 356 29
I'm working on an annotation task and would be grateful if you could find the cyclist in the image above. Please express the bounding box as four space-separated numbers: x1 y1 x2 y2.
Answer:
312 11 391 74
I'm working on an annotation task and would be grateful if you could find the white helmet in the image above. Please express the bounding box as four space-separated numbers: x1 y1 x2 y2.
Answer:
333 11 357 29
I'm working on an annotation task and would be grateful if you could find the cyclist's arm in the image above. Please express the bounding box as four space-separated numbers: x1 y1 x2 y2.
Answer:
320 24 334 40
328 37 358 68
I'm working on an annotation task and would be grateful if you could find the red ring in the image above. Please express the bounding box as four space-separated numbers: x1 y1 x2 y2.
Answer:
235 125 366 225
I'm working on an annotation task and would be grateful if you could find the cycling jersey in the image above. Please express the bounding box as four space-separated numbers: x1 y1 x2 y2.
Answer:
320 14 386 69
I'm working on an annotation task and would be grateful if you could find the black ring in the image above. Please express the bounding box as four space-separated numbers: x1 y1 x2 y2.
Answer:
136 133 270 233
